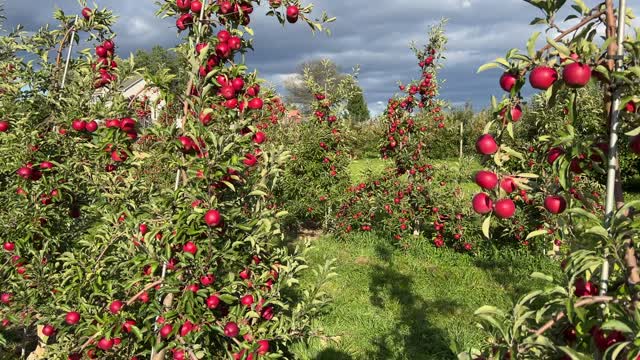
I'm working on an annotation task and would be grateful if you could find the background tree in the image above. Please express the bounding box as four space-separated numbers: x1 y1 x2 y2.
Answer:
346 88 370 122
134 45 188 92
284 58 355 112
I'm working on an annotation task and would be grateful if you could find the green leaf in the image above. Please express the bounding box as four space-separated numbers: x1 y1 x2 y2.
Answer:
625 126 640 137
530 17 547 25
527 32 541 58
130 326 143 341
585 225 609 239
516 173 539 178
477 62 500 73
546 36 571 57
567 208 601 222
526 229 548 240
530 272 553 282
573 0 590 15
501 146 525 160
601 320 633 334
506 122 514 139
482 216 492 239
558 346 592 360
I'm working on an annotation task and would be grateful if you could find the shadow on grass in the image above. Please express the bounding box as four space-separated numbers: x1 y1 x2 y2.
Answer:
473 251 561 302
367 243 457 359
314 348 354 360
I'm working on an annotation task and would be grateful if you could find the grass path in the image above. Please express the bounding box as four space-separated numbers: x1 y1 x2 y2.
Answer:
292 157 639 359
292 235 560 360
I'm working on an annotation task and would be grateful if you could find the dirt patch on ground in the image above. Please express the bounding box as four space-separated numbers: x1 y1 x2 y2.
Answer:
298 228 323 241
355 256 370 265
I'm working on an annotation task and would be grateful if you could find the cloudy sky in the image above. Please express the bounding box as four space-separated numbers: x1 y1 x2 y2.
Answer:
2 0 633 115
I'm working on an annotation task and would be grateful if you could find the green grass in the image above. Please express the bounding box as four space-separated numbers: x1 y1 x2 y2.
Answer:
348 158 391 182
292 234 560 360
292 157 640 359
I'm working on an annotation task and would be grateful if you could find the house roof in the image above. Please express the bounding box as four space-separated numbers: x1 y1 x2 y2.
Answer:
119 75 145 93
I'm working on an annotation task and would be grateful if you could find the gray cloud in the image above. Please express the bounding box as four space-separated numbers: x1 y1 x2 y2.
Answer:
1 0 598 115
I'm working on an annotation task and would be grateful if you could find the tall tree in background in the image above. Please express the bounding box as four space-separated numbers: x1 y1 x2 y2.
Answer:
134 45 187 92
284 59 354 112
346 88 370 122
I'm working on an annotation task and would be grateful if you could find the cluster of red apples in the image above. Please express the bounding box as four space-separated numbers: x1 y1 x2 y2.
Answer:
92 38 118 89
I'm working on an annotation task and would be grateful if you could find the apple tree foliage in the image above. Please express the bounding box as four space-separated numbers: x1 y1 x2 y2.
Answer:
0 0 339 359
334 20 481 251
460 1 640 359
272 59 359 229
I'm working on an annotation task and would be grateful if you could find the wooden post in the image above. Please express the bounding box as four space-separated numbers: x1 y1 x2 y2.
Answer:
459 120 464 161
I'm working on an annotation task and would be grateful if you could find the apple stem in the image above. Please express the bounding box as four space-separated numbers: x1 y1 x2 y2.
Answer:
536 8 605 59
532 296 615 338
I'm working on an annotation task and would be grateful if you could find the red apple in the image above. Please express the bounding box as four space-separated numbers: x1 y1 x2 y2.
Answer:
216 42 231 58
630 136 640 154
42 324 55 337
176 13 193 30
97 338 114 351
220 85 236 100
16 166 32 179
81 7 92 19
0 293 11 304
574 278 598 297
183 241 198 255
204 209 222 227
257 340 269 355
240 294 254 307
547 147 564 164
475 134 499 155
253 132 266 144
109 300 123 314
224 322 239 337
228 36 242 50
499 72 517 92
500 177 517 194
472 193 493 214
544 195 567 214
176 0 192 12
95 46 108 58
286 5 299 23
122 320 136 333
0 120 9 132
494 198 516 219
248 98 263 110
102 40 114 51
200 274 215 286
190 0 202 13
72 119 86 132
65 311 81 325
243 153 258 166
217 30 231 42
206 295 220 309
474 170 498 190
86 120 98 133
563 62 591 88
231 77 245 91
529 66 558 90
158 324 172 339
180 320 194 337
625 101 636 113
3 242 15 252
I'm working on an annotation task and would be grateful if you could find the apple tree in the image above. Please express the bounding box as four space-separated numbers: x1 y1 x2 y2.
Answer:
460 1 640 358
273 59 359 229
0 0 338 359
